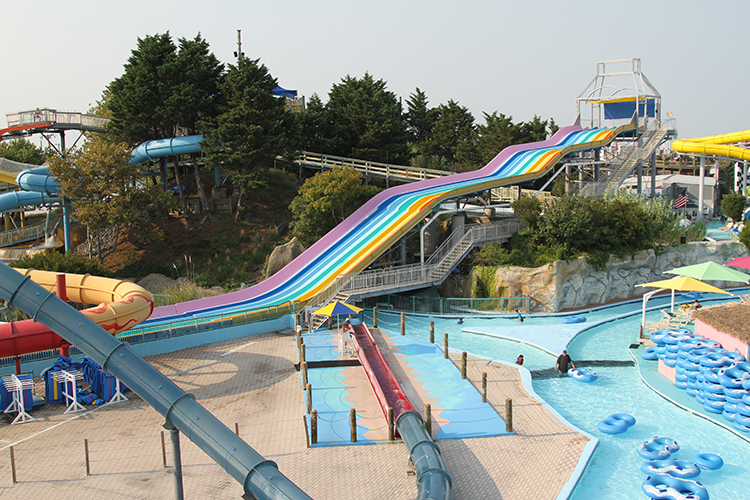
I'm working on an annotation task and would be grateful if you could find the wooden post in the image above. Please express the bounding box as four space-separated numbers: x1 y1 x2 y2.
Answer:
84 439 90 476
400 311 405 335
425 404 432 437
430 321 435 343
373 306 378 328
300 344 306 364
301 361 308 388
506 398 513 432
461 351 467 379
350 408 357 443
482 372 488 403
306 383 312 414
10 446 16 484
444 333 449 359
235 422 240 436
296 332 302 348
161 431 168 467
311 410 318 445
388 407 394 441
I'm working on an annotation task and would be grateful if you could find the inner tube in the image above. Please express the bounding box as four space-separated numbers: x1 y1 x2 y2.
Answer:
641 474 708 500
637 436 680 460
640 459 700 479
597 413 636 434
562 315 586 324
693 453 724 470
682 292 703 300
568 367 598 383
642 347 659 360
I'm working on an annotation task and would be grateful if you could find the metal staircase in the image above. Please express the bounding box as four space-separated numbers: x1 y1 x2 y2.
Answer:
579 121 672 198
306 219 520 330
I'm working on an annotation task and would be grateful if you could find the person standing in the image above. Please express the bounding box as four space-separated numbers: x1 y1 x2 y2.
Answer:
516 310 524 323
516 354 524 365
555 349 575 377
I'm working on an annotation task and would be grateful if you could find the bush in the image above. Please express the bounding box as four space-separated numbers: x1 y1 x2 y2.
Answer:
721 193 746 222
10 252 113 277
510 195 542 231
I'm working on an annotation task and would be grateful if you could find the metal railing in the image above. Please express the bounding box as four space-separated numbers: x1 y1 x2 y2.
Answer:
5 109 109 132
294 151 451 183
362 295 532 315
0 225 46 248
307 219 521 314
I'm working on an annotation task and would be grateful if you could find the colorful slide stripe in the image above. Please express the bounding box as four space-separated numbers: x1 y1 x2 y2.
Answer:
671 130 750 161
144 122 633 323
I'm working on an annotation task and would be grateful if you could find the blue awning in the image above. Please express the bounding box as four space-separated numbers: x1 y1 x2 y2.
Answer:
273 85 297 99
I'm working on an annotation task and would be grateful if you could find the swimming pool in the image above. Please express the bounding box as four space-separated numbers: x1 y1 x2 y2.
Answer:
370 293 750 499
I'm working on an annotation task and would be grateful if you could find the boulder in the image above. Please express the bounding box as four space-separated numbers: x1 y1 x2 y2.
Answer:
266 237 306 277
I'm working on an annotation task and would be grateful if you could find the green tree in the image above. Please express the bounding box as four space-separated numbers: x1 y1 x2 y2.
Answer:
721 193 746 221
108 32 180 143
510 195 543 231
324 73 409 164
289 166 381 245
405 88 436 146
0 138 47 165
47 134 174 262
200 55 297 219
475 112 520 165
297 93 330 152
427 100 475 171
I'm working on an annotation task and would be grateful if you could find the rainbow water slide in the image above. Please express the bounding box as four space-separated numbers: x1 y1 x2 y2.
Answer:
140 122 635 323
671 130 750 160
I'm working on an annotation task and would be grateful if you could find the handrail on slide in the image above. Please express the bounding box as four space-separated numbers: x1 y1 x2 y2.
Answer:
351 322 452 500
0 262 313 500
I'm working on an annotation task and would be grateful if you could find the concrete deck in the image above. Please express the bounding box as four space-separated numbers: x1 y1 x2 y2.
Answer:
0 328 589 499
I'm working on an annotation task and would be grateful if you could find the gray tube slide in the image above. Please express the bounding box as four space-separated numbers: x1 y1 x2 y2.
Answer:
0 262 312 500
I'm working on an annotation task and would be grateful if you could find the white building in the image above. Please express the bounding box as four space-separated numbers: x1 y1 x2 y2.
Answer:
620 174 717 218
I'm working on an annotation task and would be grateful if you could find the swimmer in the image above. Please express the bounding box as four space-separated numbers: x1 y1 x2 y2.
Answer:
516 354 524 366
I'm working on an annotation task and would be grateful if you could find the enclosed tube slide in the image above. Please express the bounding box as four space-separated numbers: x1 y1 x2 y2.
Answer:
0 261 312 500
351 323 451 500
133 121 636 324
0 269 154 358
0 191 61 213
671 130 750 160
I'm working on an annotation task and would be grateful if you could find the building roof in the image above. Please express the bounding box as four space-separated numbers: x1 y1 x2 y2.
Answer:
693 302 750 344
620 173 715 189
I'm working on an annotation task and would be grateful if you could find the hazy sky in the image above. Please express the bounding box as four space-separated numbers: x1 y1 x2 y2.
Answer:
2 0 748 146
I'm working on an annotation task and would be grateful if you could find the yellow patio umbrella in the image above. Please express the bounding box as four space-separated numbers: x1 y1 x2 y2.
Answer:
312 301 363 317
636 276 732 327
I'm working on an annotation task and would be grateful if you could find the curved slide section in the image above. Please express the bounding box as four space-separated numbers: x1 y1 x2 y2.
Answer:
16 166 61 194
0 261 312 500
0 269 154 358
0 190 61 213
134 121 635 323
671 130 750 161
352 322 451 500
130 135 204 165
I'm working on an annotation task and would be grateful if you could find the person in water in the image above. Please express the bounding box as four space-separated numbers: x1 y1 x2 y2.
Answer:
555 349 575 377
457 317 464 325
516 310 523 322
516 354 524 365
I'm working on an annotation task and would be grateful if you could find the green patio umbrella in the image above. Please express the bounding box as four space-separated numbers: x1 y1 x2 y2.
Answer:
664 261 750 284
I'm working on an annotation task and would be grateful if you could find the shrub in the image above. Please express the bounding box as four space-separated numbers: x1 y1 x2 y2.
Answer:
10 252 113 277
721 193 746 222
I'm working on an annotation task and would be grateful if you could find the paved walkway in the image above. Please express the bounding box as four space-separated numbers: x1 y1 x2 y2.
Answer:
0 328 589 499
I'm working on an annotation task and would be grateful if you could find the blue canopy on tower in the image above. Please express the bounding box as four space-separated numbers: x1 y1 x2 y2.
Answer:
273 85 297 99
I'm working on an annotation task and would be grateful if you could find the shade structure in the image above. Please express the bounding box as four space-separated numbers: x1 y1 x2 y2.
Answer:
726 256 750 271
664 261 750 284
312 301 363 317
636 276 733 295
636 275 733 327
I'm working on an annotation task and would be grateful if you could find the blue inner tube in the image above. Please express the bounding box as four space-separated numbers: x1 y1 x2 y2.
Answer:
693 453 724 470
642 474 708 500
562 315 586 324
640 459 701 479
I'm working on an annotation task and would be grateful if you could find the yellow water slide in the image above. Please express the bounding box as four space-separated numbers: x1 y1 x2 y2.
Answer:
672 130 750 160
12 269 154 334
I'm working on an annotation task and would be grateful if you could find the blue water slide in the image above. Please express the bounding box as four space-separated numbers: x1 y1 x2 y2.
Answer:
130 136 203 165
0 261 312 500
0 190 61 212
16 166 61 195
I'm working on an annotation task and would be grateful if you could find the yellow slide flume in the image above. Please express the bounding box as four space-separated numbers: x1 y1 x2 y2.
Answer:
12 268 154 334
672 130 750 161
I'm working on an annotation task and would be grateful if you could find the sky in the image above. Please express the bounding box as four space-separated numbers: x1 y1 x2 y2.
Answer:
2 0 749 147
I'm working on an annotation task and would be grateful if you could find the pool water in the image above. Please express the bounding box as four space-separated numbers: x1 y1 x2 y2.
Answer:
370 293 750 499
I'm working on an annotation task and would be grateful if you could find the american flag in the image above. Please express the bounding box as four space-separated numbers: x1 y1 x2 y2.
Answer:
674 189 689 209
